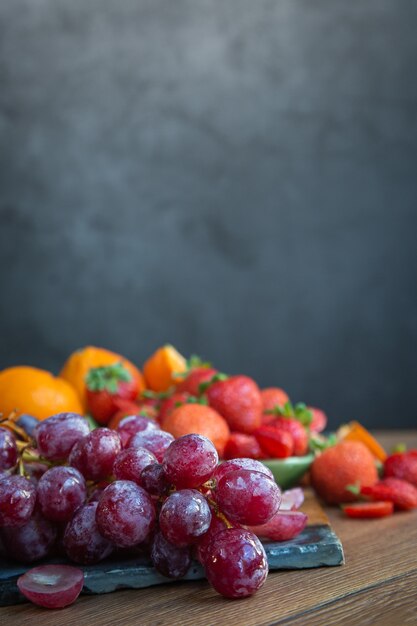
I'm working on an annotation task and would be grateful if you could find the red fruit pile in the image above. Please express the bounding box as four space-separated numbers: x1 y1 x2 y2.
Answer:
83 353 328 463
310 438 417 518
346 450 417 518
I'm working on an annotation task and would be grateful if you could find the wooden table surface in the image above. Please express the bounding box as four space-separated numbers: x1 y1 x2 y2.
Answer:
2 430 417 626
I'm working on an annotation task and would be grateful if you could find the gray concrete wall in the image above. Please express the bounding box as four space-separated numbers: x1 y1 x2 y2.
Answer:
1 1 416 428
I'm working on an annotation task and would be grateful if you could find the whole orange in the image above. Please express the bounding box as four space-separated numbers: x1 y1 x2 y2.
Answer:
59 346 145 412
161 403 230 457
310 440 378 504
143 344 187 392
0 366 83 421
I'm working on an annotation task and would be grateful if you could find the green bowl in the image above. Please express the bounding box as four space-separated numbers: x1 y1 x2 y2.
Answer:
261 454 315 489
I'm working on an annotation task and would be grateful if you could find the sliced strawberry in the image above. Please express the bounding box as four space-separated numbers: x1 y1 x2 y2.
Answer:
361 478 417 511
273 417 308 456
342 501 394 518
254 425 294 459
384 450 417 487
223 433 266 460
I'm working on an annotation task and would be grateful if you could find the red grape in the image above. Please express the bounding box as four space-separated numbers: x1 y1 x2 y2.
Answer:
88 482 111 503
159 489 212 547
35 412 90 461
203 528 268 598
280 488 305 511
96 480 156 547
0 475 36 527
213 458 274 484
17 564 84 609
63 502 114 564
1 509 57 562
116 414 159 448
162 434 218 489
23 461 49 486
37 466 87 522
0 427 18 470
248 510 308 541
151 530 191 578
140 463 169 496
213 469 281 525
129 430 174 463
16 414 39 437
196 510 231 565
69 428 121 481
113 447 157 483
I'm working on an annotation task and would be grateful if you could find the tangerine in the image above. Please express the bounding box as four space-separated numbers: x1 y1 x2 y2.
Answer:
143 345 187 392
0 366 83 421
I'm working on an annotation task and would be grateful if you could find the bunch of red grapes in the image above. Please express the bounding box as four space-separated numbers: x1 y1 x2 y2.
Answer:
0 412 284 605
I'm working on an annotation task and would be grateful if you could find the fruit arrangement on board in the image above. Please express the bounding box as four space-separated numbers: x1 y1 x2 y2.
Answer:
0 344 416 609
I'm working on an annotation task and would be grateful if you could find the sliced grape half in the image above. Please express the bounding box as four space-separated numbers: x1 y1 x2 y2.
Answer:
17 564 84 609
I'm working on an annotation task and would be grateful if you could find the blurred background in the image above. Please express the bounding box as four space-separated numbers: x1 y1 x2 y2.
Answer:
1 0 416 429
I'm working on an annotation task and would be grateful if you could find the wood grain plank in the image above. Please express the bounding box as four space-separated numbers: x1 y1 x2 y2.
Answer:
275 569 417 626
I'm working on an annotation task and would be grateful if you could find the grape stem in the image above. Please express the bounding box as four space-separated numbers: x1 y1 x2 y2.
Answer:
206 497 234 529
0 416 32 442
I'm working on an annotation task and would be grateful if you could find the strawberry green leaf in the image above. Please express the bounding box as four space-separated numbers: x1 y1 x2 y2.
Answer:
309 433 337 452
346 483 361 495
85 362 132 394
198 372 228 394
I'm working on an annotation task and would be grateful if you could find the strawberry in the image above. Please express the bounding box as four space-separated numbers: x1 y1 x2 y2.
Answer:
266 401 313 428
273 417 309 456
384 450 417 487
85 362 139 425
342 501 394 518
138 392 162 412
253 425 294 458
308 407 328 433
310 441 378 504
158 392 191 423
360 477 417 511
205 375 262 434
223 433 266 460
176 367 218 396
260 388 290 413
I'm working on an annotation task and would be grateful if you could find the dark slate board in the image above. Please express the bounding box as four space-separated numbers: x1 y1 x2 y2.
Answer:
0 524 344 606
